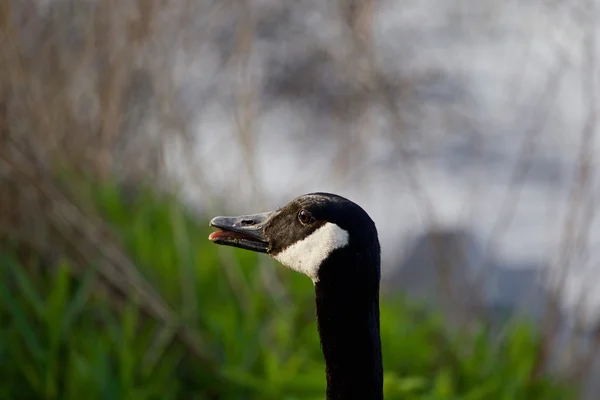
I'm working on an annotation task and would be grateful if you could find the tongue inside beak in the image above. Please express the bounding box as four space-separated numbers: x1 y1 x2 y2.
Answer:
208 230 257 241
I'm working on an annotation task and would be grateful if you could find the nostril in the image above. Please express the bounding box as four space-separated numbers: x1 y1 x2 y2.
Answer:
240 219 255 226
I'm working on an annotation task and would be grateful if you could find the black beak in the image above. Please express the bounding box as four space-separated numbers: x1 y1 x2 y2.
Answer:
208 212 272 253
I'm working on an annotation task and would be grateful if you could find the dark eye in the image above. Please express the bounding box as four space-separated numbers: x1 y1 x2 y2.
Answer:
298 209 314 225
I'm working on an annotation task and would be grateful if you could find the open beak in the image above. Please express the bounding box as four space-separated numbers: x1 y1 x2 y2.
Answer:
208 212 272 253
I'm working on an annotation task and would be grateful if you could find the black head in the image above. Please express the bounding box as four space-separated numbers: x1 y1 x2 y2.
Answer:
209 192 381 284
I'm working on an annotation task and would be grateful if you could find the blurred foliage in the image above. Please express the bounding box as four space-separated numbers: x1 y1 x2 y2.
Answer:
0 179 576 400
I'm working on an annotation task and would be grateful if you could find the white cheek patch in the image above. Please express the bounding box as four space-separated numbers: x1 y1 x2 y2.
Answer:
273 222 350 282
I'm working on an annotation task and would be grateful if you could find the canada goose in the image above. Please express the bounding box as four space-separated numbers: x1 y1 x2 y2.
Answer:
208 193 383 400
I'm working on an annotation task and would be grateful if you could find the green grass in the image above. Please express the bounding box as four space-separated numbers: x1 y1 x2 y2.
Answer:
0 179 577 399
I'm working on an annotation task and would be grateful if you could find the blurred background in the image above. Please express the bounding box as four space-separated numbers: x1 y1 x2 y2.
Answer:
1 0 598 398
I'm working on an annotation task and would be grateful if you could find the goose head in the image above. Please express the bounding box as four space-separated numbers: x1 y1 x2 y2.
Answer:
208 192 380 286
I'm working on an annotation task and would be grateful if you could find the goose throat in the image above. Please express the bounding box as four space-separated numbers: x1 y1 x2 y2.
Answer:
273 222 349 282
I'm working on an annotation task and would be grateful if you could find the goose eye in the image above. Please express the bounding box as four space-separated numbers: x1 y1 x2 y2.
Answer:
298 209 314 225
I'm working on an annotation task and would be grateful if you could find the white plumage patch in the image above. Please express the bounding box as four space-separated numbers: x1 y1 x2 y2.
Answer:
273 222 350 282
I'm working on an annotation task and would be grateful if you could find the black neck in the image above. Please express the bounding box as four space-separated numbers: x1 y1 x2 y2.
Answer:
315 252 383 400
